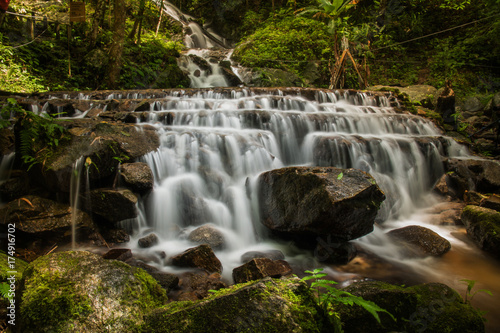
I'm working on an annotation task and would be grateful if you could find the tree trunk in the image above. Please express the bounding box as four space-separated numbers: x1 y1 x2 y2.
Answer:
106 0 126 89
128 0 146 41
90 0 107 47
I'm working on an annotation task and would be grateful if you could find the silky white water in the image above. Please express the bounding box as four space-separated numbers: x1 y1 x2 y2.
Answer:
122 89 478 283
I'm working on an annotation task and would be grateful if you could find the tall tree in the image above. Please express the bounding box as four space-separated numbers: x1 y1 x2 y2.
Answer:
106 0 126 88
129 0 146 43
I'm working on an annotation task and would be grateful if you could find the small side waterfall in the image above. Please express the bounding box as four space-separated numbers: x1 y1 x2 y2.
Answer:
157 1 238 88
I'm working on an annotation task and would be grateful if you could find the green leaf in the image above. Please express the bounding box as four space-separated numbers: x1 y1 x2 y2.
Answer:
337 172 344 180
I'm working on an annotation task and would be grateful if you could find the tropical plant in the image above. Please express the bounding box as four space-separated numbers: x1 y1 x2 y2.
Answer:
301 268 395 333
1 98 67 170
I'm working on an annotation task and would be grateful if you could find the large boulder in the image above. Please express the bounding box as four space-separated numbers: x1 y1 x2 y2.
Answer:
334 281 484 333
42 120 159 193
0 195 94 241
258 167 385 244
444 158 500 197
88 188 138 222
18 251 167 333
387 225 451 257
141 277 334 332
461 205 500 258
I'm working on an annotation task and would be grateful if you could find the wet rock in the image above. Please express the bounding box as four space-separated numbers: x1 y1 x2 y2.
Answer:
43 120 159 193
464 190 488 205
119 162 154 194
18 251 167 333
387 225 451 257
0 170 30 201
100 227 130 244
89 188 138 222
126 258 179 292
0 195 94 237
461 205 500 258
422 201 465 226
176 271 227 301
232 258 292 283
479 194 500 212
444 157 500 197
258 166 385 245
102 248 132 261
138 233 159 248
435 80 456 127
314 240 357 265
170 244 222 274
240 249 285 263
0 127 15 155
188 224 226 250
142 277 334 332
220 67 242 87
335 281 484 333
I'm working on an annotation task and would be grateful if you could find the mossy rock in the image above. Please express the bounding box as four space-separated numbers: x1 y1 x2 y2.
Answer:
141 277 334 332
18 251 167 333
335 281 484 333
461 205 500 258
0 251 28 281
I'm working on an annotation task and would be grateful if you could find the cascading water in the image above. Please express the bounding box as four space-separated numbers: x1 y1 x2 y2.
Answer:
122 89 481 282
155 1 238 88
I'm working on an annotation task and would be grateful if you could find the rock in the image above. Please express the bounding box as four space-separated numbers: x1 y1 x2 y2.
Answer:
100 227 130 244
387 225 451 257
18 251 167 333
0 195 94 238
43 120 159 193
480 194 500 212
0 127 15 155
102 248 132 261
314 240 357 265
464 190 488 205
170 244 222 274
432 174 449 197
240 250 285 263
422 201 465 226
176 271 227 301
187 224 226 250
119 162 154 194
461 205 500 258
232 258 292 283
142 277 334 332
335 281 484 333
463 96 484 113
445 158 500 198
220 67 242 87
126 258 179 292
138 233 160 248
0 251 28 281
258 166 385 244
89 188 138 222
0 170 30 201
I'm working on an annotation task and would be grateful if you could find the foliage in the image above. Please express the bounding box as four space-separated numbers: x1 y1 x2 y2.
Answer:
301 268 394 332
233 10 335 82
1 98 67 170
0 282 14 303
460 279 493 304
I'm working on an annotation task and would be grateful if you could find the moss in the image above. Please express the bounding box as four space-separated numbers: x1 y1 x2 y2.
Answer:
19 251 168 333
141 277 332 333
0 251 28 281
335 281 484 333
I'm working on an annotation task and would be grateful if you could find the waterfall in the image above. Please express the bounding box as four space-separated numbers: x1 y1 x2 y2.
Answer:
124 89 472 280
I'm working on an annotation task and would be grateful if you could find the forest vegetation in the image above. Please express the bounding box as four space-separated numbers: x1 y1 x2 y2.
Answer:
0 0 499 103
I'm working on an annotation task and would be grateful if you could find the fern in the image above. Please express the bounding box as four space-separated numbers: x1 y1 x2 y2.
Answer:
0 282 13 303
301 268 395 332
3 99 68 170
